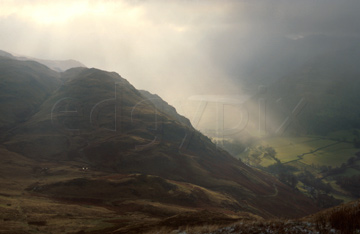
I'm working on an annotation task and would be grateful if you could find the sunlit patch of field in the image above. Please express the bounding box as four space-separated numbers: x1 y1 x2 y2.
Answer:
246 134 360 203
253 135 358 167
296 181 310 194
258 137 336 164
301 143 357 166
259 157 276 167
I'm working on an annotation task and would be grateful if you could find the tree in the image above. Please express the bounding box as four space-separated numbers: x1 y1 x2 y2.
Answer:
263 146 280 163
279 172 298 188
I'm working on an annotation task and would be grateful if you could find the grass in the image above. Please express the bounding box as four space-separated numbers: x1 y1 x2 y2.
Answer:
0 194 117 233
244 134 360 203
301 143 357 166
255 137 337 164
249 135 358 167
0 147 252 234
260 157 276 167
146 224 226 234
148 201 360 234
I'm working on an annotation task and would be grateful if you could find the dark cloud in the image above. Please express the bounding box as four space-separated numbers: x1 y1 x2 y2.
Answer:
1 0 360 109
196 1 360 87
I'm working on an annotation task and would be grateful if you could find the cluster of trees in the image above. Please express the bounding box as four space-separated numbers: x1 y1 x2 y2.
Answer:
278 172 299 188
336 175 360 198
262 146 280 163
224 136 360 206
263 163 298 188
263 164 341 208
243 146 279 166
314 193 342 209
298 171 333 194
297 171 342 208
322 154 360 178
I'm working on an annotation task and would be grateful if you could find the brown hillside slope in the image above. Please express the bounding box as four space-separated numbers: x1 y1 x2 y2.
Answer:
0 58 319 232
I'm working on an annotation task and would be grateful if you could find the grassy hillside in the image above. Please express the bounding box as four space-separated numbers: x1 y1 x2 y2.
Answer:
0 56 61 130
0 58 320 233
3 66 317 218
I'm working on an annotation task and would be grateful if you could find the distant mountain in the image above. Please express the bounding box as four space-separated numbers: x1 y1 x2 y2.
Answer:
0 49 86 72
0 54 318 232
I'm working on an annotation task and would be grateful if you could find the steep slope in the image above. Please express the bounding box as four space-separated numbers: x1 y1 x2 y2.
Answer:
139 89 192 128
0 58 319 232
0 56 61 131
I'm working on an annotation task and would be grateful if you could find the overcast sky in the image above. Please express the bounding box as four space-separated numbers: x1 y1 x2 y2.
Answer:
1 0 360 114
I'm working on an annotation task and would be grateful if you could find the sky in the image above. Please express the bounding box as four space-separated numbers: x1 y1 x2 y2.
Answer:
1 0 360 121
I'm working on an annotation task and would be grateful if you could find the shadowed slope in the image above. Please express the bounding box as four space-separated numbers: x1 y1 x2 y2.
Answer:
0 59 318 226
0 56 61 130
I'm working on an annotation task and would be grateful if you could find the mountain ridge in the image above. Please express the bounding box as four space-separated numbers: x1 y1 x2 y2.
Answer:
0 49 86 72
0 55 319 233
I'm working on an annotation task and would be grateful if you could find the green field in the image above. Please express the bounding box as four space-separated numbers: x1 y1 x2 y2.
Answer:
250 135 357 167
239 131 360 203
260 137 322 163
301 143 357 166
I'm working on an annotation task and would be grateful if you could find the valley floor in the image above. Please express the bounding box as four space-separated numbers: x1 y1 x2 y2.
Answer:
236 131 360 206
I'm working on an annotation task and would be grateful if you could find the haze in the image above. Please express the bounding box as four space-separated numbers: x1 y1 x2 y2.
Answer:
1 0 360 118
